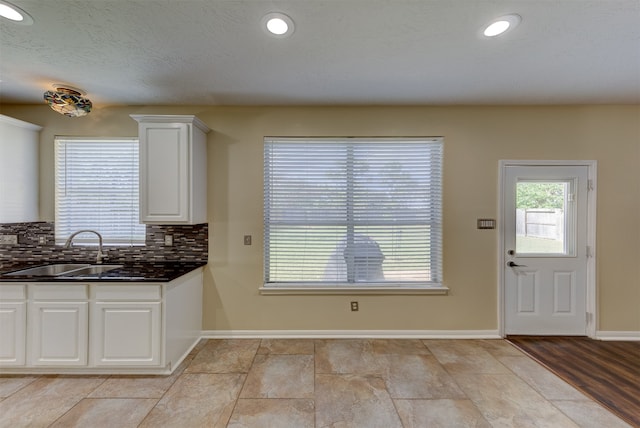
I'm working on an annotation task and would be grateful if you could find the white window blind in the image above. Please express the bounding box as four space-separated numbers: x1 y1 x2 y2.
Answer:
264 137 443 287
55 137 145 246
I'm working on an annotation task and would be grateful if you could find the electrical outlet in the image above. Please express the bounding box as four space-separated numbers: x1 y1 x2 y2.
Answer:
244 235 252 245
38 236 47 245
350 301 359 311
0 235 18 245
164 235 173 246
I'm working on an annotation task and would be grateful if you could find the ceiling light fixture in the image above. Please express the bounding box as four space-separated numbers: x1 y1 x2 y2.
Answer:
0 0 34 25
262 12 294 38
483 14 521 37
43 85 93 117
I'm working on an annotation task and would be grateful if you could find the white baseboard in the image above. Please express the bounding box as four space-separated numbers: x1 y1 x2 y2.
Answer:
595 331 640 341
200 330 501 339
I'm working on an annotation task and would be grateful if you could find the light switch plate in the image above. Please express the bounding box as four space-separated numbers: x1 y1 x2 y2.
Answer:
477 219 496 229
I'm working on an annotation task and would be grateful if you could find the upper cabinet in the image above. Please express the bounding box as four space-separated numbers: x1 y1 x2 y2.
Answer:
131 115 210 224
0 115 42 223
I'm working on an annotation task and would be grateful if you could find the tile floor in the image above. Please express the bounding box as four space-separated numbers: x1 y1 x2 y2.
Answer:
0 339 631 427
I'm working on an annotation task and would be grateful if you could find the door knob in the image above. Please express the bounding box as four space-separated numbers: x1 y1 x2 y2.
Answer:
508 261 527 267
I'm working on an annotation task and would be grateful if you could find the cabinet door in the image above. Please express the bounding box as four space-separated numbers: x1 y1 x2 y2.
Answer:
0 115 41 223
92 302 161 366
29 302 88 366
0 302 26 366
139 122 189 223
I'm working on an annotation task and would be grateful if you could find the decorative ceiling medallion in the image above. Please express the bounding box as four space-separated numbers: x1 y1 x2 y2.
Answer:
43 85 92 117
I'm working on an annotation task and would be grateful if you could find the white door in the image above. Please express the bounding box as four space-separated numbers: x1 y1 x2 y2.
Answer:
503 165 589 335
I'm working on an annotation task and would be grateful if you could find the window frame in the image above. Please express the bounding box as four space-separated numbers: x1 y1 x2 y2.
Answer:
262 137 447 295
54 136 146 247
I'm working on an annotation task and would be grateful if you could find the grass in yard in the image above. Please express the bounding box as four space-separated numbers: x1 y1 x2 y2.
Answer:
516 235 564 253
268 225 433 282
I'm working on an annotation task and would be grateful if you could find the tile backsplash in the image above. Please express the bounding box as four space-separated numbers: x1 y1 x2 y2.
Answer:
0 222 207 267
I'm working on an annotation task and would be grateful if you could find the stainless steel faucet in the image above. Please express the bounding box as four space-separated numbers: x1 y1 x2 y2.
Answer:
64 230 106 264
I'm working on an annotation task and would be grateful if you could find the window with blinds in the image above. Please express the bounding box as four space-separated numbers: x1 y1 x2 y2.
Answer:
264 137 443 287
55 137 146 246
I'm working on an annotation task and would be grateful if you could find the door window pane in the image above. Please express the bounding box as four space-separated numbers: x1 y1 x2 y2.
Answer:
516 181 568 255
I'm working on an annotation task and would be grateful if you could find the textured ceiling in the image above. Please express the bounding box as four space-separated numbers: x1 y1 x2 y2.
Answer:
1 0 639 106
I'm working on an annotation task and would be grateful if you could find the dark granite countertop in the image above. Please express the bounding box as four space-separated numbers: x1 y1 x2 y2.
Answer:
0 261 206 282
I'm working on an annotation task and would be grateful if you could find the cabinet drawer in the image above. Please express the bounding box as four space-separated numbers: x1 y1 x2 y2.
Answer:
94 284 161 301
0 284 26 300
30 284 88 300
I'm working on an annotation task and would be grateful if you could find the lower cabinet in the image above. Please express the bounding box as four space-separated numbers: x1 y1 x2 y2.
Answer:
0 301 26 366
30 301 89 366
0 268 203 374
29 284 88 366
91 286 162 366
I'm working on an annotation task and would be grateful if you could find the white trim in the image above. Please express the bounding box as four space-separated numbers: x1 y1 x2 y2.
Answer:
0 114 42 131
0 365 173 376
201 330 500 339
498 160 597 338
130 114 210 133
585 163 597 338
595 331 640 341
259 286 449 295
498 165 506 337
0 330 500 374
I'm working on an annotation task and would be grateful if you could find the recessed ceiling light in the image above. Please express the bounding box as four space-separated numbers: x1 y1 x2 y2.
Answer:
0 0 34 25
262 12 294 38
483 14 521 37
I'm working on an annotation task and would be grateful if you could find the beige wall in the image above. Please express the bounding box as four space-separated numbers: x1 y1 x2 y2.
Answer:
2 104 639 333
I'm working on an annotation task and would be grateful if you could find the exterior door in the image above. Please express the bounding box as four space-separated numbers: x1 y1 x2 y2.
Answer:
503 165 589 335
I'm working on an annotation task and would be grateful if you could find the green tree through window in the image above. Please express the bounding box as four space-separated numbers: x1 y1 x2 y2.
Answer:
517 182 564 209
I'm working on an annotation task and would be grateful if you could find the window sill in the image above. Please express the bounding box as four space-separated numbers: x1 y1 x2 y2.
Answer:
259 285 449 296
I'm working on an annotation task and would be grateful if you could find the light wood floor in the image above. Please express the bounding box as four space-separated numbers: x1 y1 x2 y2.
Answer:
0 339 631 427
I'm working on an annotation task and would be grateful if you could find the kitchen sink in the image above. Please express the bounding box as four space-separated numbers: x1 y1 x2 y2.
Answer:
63 265 123 277
4 263 123 277
5 263 91 276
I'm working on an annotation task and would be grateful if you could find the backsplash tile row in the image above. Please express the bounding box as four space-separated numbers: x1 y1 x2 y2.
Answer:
0 222 207 268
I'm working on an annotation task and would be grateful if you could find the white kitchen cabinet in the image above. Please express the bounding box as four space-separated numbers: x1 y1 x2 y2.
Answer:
0 115 42 223
131 115 210 224
92 285 162 366
0 284 26 366
28 284 88 366
0 267 203 374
